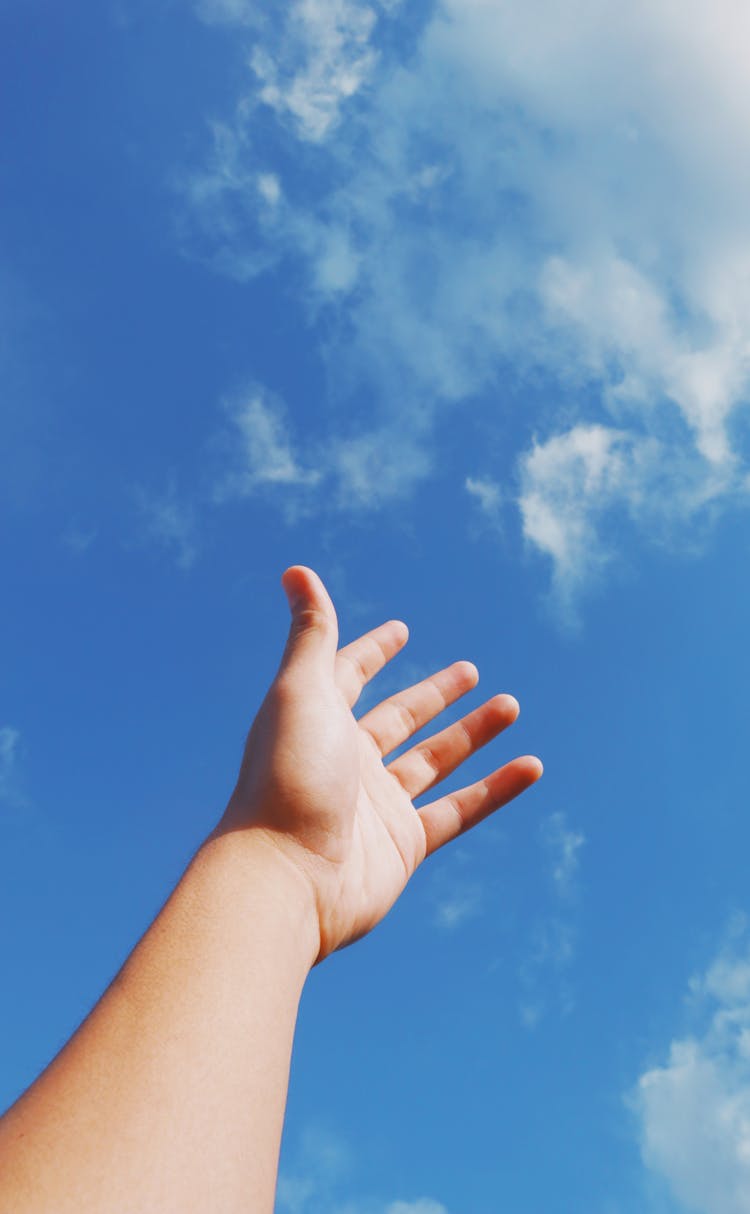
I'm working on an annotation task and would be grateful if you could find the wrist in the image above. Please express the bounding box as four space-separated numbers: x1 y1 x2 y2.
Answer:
196 826 322 974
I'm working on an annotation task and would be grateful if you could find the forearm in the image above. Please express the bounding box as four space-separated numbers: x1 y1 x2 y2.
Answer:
0 830 319 1214
0 564 541 1212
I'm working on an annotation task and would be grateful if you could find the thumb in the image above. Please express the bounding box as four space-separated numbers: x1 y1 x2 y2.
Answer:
279 565 339 673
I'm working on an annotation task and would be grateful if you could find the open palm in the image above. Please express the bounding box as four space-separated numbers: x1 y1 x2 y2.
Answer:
221 566 542 961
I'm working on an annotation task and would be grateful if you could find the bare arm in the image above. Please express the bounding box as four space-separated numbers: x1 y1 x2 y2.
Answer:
0 567 542 1214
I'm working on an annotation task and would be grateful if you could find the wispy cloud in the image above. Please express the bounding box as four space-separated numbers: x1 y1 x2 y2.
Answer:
335 1201 449 1214
277 1124 352 1214
184 0 750 601
248 0 386 144
135 477 199 570
278 1123 447 1214
433 880 482 931
465 475 504 530
135 382 431 567
215 386 430 511
425 835 487 933
61 524 98 555
216 390 323 499
520 811 585 1026
519 918 577 1030
518 423 733 611
385 1204 448 1214
0 724 35 831
195 0 395 141
633 916 750 1214
0 726 21 805
193 0 259 27
540 811 585 899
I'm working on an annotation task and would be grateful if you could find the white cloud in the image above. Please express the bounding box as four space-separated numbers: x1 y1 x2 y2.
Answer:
257 172 282 207
518 915 578 1031
277 1121 446 1214
277 1176 317 1214
186 0 750 598
427 841 485 933
519 426 641 590
333 1203 448 1214
539 253 744 467
328 427 431 507
179 120 282 283
276 1124 448 1214
215 387 429 511
386 1203 448 1214
524 916 576 974
334 1199 448 1214
518 424 731 605
193 0 259 24
634 921 750 1214
0 727 20 801
0 725 31 827
245 1 386 143
277 1124 351 1214
433 883 482 930
62 524 98 555
135 478 198 570
217 390 323 497
540 811 585 898
465 476 503 527
519 812 585 1026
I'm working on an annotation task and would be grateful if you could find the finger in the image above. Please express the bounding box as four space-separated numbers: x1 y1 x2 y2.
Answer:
387 694 520 798
335 620 409 707
418 755 543 857
279 565 338 673
358 661 479 756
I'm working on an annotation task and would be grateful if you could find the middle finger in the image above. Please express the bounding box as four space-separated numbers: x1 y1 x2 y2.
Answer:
387 693 520 798
358 661 479 756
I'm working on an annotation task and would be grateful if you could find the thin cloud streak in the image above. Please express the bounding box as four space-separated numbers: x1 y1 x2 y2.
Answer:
135 478 199 571
519 811 585 1026
0 726 21 806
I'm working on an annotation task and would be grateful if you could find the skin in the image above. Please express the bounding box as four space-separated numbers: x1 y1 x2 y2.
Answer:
0 566 542 1214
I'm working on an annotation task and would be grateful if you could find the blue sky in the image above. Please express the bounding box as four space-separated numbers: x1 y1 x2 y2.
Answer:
2 1 750 1211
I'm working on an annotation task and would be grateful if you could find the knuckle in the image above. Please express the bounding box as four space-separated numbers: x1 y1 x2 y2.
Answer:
271 672 298 703
394 700 418 735
294 606 330 633
418 744 441 779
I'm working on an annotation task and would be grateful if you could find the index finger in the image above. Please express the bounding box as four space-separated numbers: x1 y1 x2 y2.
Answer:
335 620 409 707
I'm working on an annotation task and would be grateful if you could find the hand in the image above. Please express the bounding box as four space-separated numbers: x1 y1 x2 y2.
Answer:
219 566 542 963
